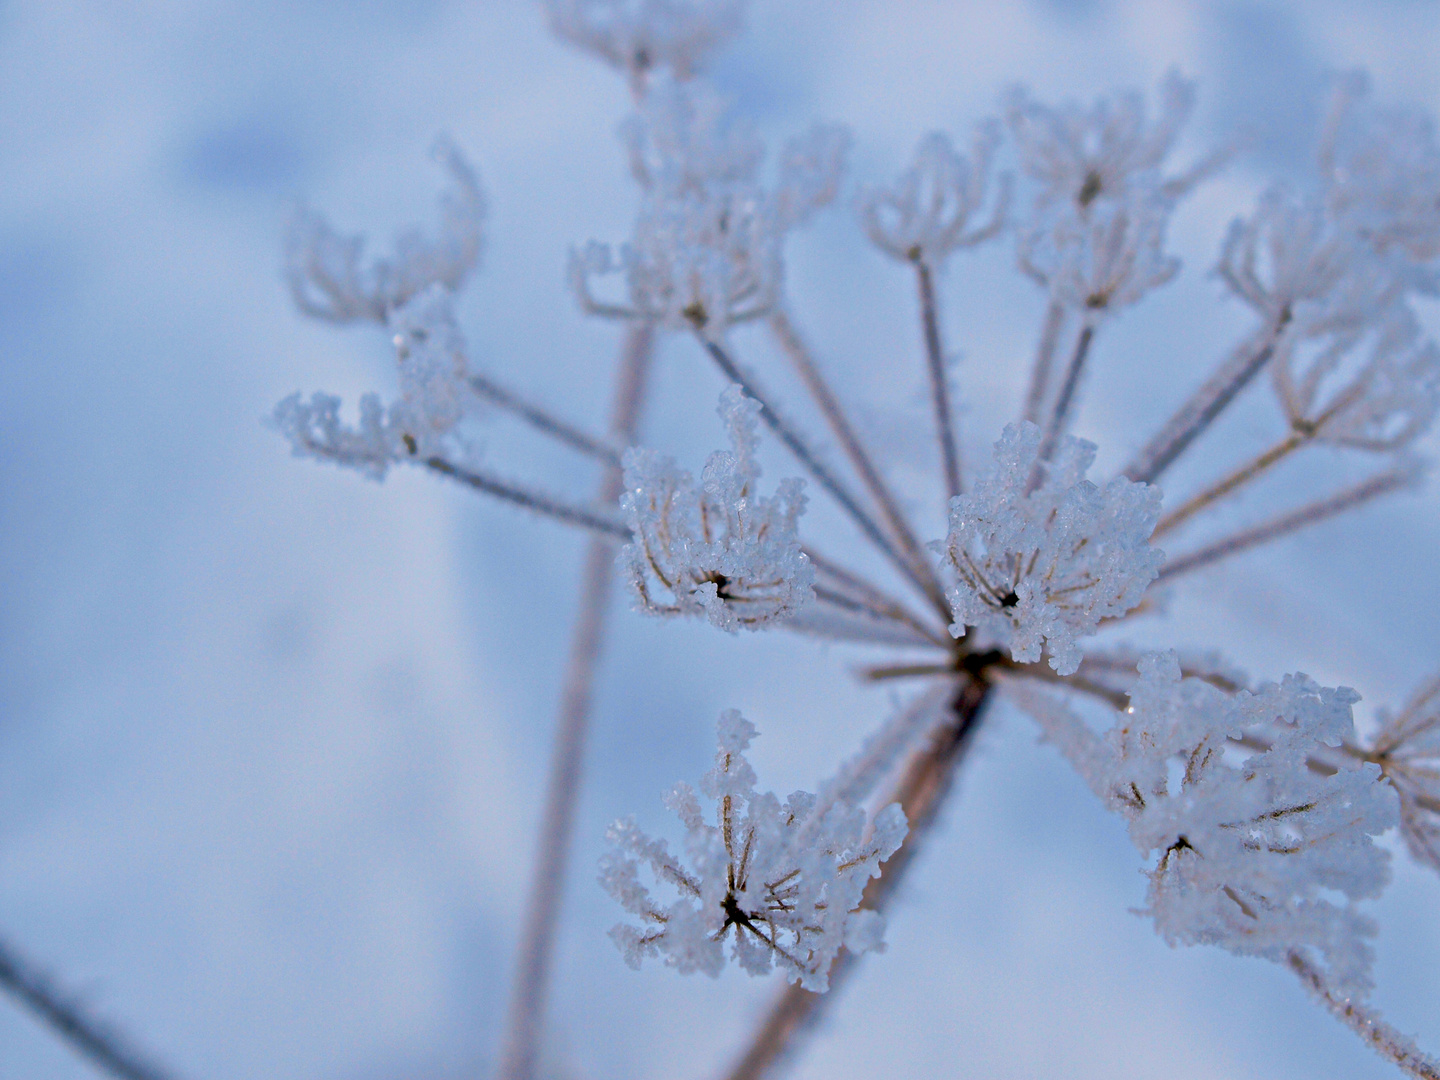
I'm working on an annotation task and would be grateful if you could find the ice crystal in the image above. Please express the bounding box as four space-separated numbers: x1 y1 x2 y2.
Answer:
544 0 745 82
942 422 1163 674
859 125 1009 266
599 710 906 991
284 138 483 324
620 385 814 631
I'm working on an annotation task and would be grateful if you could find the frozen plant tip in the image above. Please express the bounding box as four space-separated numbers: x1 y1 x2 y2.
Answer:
600 711 906 991
942 422 1163 675
621 385 813 632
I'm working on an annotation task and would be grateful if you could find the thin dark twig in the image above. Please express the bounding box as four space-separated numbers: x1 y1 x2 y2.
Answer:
0 936 182 1080
769 311 943 601
915 261 963 500
469 372 624 468
1022 300 1065 425
1031 324 1094 483
423 457 631 539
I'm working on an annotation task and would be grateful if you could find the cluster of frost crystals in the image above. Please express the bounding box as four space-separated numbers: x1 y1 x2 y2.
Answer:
572 80 847 337
621 385 814 631
1272 308 1440 451
942 423 1163 675
1006 72 1221 321
544 0 745 81
858 124 1009 266
1363 676 1440 873
1104 654 1396 996
271 285 475 477
285 139 484 324
599 711 906 991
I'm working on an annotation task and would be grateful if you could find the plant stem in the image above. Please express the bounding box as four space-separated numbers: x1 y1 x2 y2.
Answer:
0 935 181 1080
1030 324 1094 490
1157 463 1416 582
1153 430 1307 537
496 323 654 1080
1123 320 1284 484
769 311 942 603
1022 301 1066 425
423 457 629 539
469 372 623 468
915 261 963 500
718 672 993 1080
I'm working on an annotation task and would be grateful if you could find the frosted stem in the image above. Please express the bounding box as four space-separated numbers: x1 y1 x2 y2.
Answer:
1030 324 1095 489
1158 465 1415 582
769 310 943 603
1022 301 1066 425
0 935 181 1080
804 545 950 646
469 372 623 468
1288 951 1440 1080
720 675 994 1080
1154 430 1307 537
1123 320 1284 484
915 261 963 499
701 337 944 608
423 457 630 539
496 324 654 1080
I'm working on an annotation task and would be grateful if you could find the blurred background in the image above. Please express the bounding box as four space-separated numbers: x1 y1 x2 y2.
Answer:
2 1 1439 1078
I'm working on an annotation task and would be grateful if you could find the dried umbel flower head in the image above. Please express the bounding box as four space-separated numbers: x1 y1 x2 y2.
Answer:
600 710 906 991
942 423 1163 674
544 0 746 83
620 385 814 632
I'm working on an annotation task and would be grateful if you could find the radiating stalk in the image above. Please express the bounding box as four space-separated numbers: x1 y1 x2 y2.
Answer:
1153 430 1307 537
468 372 623 468
719 673 993 1080
1157 464 1415 582
497 323 654 1080
0 935 181 1080
424 457 630 539
769 311 943 602
1123 320 1284 484
1030 324 1094 488
915 261 963 500
1022 301 1066 425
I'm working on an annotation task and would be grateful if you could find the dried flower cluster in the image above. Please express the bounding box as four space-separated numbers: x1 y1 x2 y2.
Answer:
266 3 1440 1079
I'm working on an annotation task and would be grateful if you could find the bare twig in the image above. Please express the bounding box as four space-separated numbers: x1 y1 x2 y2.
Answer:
915 261 963 500
720 673 994 1080
497 323 654 1080
1157 464 1416 582
1123 320 1284 484
769 310 943 602
423 456 630 539
0 935 182 1080
469 372 624 468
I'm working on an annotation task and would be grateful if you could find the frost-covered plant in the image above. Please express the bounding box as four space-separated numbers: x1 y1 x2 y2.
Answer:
601 710 904 990
263 6 1440 1080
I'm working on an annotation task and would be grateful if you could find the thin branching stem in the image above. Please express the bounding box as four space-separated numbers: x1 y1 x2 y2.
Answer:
1154 430 1308 537
1006 662 1131 710
803 545 950 646
469 372 624 468
859 661 957 682
1031 324 1095 485
497 323 654 1080
423 456 630 539
720 672 994 1080
701 336 947 611
915 260 963 500
1158 465 1415 582
769 310 942 600
0 935 181 1080
1288 950 1440 1080
1123 318 1286 484
1023 300 1066 425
